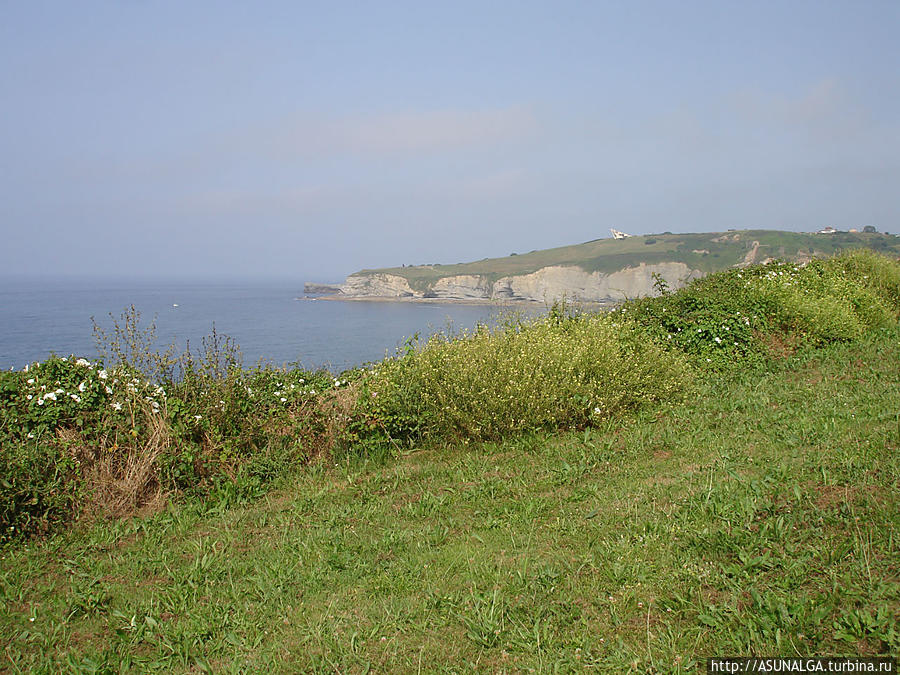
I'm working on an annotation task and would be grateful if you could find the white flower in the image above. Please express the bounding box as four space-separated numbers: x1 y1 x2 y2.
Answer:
280 397 287 403
27 433 35 439
194 414 202 421
44 392 57 401
112 402 123 411
98 369 108 379
593 406 602 415
78 381 86 392
76 358 91 367
105 386 113 394
714 337 722 344
26 394 32 400
70 394 81 403
26 378 34 385
37 399 44 406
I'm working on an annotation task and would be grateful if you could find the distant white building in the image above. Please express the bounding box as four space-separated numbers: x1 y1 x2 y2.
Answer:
610 228 632 240
817 226 838 235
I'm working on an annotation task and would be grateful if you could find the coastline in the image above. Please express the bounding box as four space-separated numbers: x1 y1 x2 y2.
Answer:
300 294 618 309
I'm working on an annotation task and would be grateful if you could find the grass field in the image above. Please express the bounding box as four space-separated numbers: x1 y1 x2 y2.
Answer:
2 327 897 673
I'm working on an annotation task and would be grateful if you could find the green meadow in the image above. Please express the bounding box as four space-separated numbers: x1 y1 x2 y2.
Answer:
1 250 898 672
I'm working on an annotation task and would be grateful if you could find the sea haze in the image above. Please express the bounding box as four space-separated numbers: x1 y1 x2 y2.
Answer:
0 277 533 372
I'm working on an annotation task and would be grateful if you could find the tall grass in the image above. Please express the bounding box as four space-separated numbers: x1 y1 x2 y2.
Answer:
347 311 692 449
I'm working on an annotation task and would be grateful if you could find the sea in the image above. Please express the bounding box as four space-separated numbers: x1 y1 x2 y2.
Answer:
0 277 542 373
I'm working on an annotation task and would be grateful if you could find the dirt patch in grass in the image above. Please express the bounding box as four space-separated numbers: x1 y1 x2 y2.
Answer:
756 330 802 359
813 484 853 509
810 482 887 510
804 367 823 386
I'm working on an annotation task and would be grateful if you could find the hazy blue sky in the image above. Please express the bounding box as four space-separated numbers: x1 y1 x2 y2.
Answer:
2 1 898 281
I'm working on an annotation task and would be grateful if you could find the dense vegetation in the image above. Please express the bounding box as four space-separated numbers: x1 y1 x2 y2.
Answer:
0 249 897 670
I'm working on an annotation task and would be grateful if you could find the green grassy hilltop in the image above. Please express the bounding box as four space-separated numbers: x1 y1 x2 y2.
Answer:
354 229 900 291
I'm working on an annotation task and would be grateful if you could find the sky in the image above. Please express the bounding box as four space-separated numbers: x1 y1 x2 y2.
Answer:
1 1 898 281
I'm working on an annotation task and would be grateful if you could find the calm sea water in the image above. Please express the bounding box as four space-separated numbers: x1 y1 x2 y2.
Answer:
0 277 540 373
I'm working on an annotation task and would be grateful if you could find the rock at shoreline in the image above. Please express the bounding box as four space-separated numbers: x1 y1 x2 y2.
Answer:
303 282 344 295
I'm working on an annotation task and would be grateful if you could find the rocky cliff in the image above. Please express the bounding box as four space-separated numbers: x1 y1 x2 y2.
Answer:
313 230 900 303
340 273 416 297
337 262 701 303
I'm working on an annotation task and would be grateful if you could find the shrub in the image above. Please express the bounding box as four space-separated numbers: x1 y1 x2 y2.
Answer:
346 312 693 449
0 356 160 540
826 248 900 312
621 250 900 366
0 311 357 541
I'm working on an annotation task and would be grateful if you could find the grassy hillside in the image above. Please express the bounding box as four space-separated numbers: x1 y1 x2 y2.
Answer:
1 329 897 672
353 229 900 292
2 250 899 670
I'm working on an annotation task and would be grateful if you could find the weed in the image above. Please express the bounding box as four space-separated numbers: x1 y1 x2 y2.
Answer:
346 311 692 449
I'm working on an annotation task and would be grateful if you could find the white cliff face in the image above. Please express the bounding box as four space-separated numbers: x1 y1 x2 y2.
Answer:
493 263 701 302
341 263 702 302
429 275 493 299
342 274 418 297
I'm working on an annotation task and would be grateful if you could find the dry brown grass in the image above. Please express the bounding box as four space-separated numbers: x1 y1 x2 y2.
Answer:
88 412 168 518
754 329 803 359
315 381 361 457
